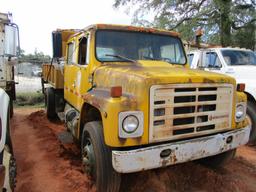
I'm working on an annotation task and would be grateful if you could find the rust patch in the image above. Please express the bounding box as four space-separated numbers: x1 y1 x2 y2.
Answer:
209 114 229 120
170 153 178 163
82 88 138 111
161 152 178 167
122 94 137 108
203 78 216 83
82 90 108 110
94 24 180 37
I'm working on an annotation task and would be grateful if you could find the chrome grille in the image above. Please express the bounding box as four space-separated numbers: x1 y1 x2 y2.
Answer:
149 84 233 142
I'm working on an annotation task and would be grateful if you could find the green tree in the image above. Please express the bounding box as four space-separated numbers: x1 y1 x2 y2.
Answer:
19 48 51 65
114 0 256 49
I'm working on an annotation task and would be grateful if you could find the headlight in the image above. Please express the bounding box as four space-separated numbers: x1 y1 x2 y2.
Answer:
235 102 246 122
119 111 144 138
122 115 139 133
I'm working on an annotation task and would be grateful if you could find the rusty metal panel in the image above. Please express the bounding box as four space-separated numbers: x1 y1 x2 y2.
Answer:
112 125 250 173
149 83 233 143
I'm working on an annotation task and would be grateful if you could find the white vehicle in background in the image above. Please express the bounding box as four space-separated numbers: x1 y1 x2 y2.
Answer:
188 47 256 144
31 68 42 77
0 12 20 117
0 88 16 191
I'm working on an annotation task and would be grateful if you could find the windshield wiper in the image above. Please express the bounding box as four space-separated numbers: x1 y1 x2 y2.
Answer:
105 54 137 63
143 56 155 60
143 56 173 63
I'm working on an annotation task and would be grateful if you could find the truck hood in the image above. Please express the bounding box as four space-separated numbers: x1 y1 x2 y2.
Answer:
224 65 256 99
94 61 236 96
225 65 256 81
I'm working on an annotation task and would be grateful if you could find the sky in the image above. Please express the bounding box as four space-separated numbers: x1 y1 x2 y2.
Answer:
0 0 132 56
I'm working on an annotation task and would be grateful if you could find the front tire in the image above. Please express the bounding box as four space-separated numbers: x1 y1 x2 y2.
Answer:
247 101 256 144
81 121 121 192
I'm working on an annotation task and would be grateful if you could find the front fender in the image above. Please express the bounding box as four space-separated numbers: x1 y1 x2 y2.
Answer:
235 91 249 129
0 89 9 152
236 79 256 101
236 91 247 103
81 88 149 147
245 85 256 102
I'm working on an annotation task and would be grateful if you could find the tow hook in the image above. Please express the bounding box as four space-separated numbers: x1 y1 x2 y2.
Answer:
226 135 233 144
160 149 172 158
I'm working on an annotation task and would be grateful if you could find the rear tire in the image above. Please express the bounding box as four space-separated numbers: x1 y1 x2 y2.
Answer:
247 101 256 144
81 121 121 192
45 87 57 120
198 149 236 168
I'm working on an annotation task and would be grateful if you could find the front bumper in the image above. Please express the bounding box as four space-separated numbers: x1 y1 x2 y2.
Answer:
112 125 251 173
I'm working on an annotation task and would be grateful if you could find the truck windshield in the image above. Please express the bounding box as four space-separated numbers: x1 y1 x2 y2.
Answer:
221 49 256 66
96 30 186 65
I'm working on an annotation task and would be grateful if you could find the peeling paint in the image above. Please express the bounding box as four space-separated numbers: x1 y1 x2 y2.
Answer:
112 125 251 173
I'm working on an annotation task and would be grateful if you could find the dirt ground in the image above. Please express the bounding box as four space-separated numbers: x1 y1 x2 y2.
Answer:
11 108 256 192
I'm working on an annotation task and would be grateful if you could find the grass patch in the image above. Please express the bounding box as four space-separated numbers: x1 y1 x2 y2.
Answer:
15 92 45 107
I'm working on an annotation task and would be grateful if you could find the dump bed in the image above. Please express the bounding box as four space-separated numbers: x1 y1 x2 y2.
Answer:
42 29 79 89
42 64 64 89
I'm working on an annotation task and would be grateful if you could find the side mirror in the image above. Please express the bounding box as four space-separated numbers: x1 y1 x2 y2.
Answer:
4 24 19 57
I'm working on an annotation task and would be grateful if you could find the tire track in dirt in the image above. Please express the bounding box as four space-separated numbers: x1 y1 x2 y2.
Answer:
11 108 256 192
11 108 95 192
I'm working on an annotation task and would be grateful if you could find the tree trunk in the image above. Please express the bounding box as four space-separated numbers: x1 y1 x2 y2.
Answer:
217 0 232 46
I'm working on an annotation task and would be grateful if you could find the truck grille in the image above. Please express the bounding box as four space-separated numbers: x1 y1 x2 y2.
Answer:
149 84 233 142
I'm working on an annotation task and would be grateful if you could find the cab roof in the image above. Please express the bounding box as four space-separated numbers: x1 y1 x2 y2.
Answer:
83 24 180 37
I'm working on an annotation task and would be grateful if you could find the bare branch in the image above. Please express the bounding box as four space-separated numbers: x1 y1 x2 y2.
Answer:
232 18 256 30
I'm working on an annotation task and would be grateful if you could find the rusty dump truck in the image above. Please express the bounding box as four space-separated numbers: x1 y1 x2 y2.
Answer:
42 24 251 192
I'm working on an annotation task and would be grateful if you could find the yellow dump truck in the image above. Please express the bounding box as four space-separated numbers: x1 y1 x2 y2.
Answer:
42 24 251 192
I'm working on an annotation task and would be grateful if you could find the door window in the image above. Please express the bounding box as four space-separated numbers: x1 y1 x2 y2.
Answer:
78 37 88 65
67 42 75 64
187 53 194 66
203 52 221 68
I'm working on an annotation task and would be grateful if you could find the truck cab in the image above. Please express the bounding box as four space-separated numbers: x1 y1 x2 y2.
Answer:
42 24 250 192
188 48 256 144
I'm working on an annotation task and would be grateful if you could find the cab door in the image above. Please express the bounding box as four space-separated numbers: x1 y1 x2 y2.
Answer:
64 33 91 110
201 51 223 73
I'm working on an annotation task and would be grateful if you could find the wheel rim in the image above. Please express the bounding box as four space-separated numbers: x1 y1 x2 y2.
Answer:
9 155 16 190
82 138 96 177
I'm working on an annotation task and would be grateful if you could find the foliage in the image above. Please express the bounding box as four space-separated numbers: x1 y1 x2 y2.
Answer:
114 0 256 50
19 48 51 65
15 91 44 107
